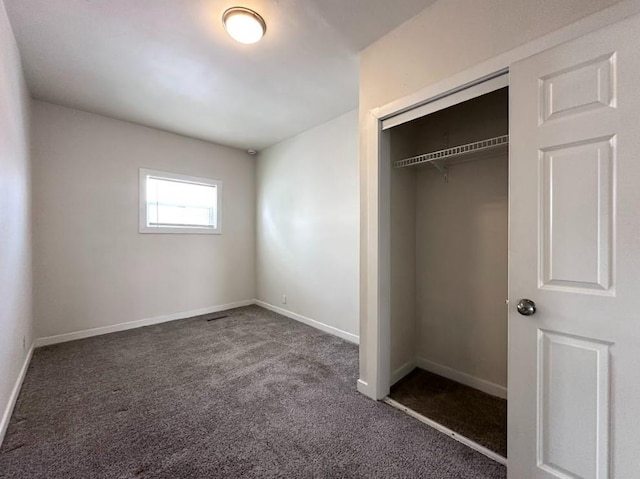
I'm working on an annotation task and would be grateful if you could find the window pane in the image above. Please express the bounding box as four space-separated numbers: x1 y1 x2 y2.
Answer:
146 177 217 228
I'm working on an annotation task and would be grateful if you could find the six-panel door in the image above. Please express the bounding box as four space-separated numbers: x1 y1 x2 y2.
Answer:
509 14 640 479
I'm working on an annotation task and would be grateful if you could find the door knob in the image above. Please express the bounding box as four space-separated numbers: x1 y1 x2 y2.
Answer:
517 299 536 316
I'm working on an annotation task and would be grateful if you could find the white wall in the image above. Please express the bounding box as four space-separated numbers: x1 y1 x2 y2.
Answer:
0 0 33 442
31 101 256 339
358 0 625 388
256 110 359 341
388 128 417 380
415 156 508 390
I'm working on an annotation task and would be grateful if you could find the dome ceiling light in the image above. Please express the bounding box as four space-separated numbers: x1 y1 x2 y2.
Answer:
222 7 266 45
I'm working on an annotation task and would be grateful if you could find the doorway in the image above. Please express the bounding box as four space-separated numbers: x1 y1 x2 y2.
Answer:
380 83 509 463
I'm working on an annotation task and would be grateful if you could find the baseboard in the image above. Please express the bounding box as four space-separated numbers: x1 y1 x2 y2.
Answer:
1 344 34 446
416 357 507 399
391 359 417 385
357 379 372 397
34 299 255 347
254 300 359 344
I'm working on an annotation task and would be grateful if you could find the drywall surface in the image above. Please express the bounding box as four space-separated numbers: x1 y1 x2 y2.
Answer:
256 110 359 339
358 0 624 386
415 155 508 388
31 101 256 338
389 127 417 379
360 0 623 112
0 0 32 441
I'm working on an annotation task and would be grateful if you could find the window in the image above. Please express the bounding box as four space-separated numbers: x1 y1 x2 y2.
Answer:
139 168 222 234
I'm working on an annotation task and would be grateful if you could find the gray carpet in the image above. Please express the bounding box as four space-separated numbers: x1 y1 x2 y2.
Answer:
0 306 505 478
390 369 507 457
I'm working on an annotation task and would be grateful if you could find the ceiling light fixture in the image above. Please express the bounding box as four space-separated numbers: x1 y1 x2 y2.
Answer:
222 7 266 45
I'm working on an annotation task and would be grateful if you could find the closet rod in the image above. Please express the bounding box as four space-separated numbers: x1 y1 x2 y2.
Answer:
393 134 509 169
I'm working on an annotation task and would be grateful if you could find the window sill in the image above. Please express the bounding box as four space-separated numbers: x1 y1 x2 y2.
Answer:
139 226 222 235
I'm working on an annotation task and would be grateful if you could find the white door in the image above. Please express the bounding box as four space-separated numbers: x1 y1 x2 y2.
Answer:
509 14 640 479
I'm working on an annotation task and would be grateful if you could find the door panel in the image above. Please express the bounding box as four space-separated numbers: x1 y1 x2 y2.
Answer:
537 331 610 479
509 14 640 479
540 137 614 294
540 53 615 123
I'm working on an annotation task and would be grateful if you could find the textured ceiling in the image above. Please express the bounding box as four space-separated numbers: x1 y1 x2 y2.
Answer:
5 0 436 150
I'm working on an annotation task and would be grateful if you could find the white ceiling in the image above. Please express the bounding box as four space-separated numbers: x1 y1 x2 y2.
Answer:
5 0 436 150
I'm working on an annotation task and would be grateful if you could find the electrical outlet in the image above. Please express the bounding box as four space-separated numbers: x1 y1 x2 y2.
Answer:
282 294 287 305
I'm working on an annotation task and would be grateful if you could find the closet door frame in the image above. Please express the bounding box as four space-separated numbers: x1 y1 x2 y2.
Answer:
357 0 640 402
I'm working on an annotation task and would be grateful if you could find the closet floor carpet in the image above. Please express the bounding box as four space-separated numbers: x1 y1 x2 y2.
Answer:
389 369 507 457
0 306 505 479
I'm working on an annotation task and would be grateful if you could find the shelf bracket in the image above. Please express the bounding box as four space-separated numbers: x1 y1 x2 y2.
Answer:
431 162 449 183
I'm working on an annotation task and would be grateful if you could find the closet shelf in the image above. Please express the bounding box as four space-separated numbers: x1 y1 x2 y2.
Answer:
393 134 509 169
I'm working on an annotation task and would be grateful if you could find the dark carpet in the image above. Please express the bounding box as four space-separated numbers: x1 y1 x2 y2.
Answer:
390 369 507 457
0 306 505 478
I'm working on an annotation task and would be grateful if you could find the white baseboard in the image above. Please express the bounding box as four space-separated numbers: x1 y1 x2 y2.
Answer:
254 300 359 344
1 344 34 446
35 299 360 348
391 359 417 385
357 379 372 397
34 299 255 347
416 357 507 399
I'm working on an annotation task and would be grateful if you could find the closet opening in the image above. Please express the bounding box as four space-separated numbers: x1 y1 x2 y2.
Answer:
383 84 509 463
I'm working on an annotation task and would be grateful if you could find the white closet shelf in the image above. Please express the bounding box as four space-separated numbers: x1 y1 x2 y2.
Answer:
393 134 509 169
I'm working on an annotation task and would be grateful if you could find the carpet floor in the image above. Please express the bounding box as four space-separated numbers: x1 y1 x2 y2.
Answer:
389 369 507 457
0 306 505 478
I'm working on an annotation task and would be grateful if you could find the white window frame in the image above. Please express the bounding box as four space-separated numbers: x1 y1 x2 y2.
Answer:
139 168 222 235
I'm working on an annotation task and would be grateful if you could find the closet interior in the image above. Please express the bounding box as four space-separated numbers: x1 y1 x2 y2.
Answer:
386 86 509 460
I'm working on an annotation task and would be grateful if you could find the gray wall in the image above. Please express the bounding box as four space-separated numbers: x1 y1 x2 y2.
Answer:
0 0 33 442
31 101 256 338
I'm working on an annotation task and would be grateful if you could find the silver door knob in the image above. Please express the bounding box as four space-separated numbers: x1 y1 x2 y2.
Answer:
517 299 536 316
